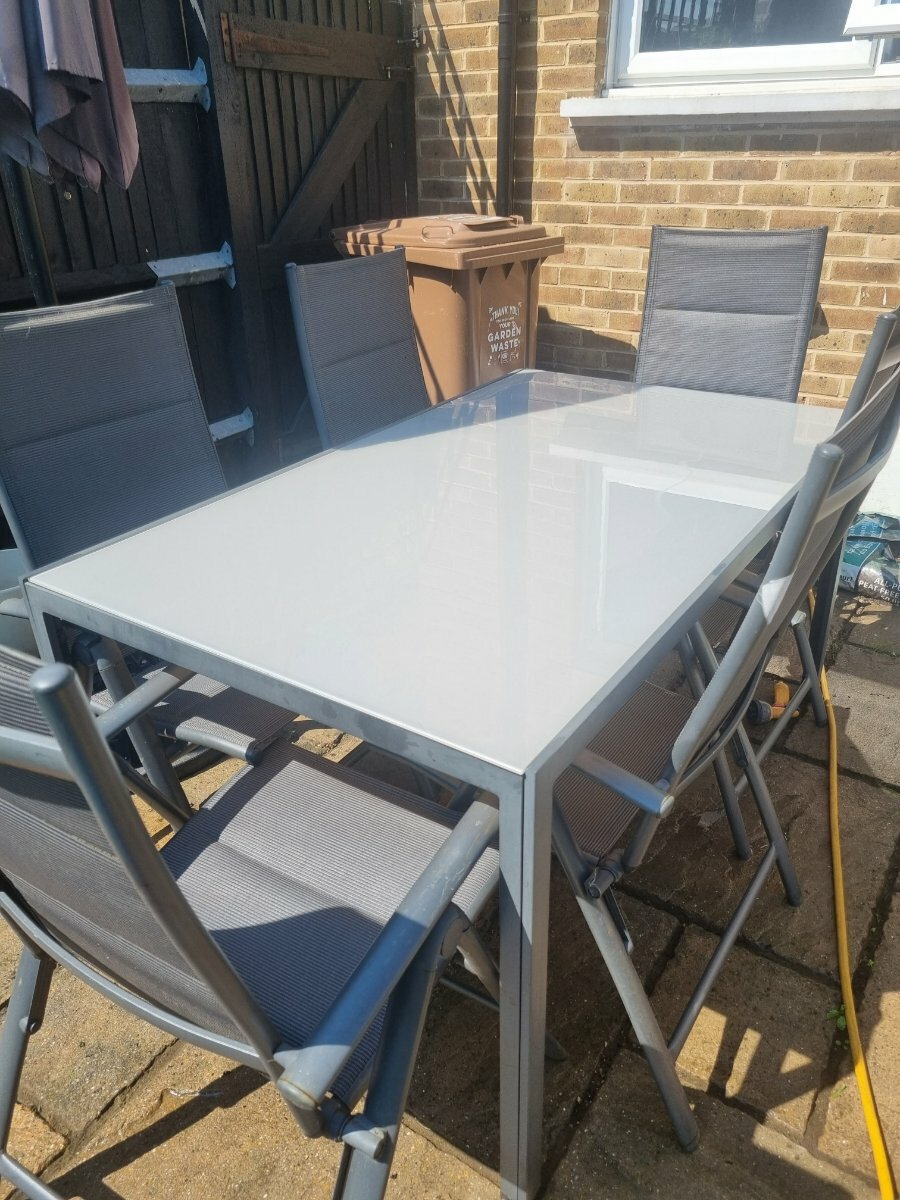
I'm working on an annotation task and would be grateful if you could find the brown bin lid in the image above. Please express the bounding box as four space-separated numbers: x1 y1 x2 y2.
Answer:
333 214 564 268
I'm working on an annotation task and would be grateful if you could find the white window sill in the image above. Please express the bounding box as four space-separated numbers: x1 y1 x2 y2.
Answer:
561 78 900 126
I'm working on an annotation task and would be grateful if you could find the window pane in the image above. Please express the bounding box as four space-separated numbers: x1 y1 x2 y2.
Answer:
639 0 853 53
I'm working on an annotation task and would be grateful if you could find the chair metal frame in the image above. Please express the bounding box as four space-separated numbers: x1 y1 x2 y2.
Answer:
711 308 900 805
0 651 501 1200
547 372 900 1150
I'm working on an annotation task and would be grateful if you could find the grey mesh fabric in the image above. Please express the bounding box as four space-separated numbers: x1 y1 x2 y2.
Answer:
634 227 826 401
554 683 695 860
163 740 498 1100
0 646 230 1034
0 648 498 1106
286 251 431 448
0 286 294 760
0 287 225 568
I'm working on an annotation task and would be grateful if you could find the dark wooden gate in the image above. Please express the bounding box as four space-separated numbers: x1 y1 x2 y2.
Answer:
202 0 417 456
0 0 418 468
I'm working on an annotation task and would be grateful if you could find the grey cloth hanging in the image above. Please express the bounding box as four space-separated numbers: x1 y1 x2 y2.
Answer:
0 0 137 189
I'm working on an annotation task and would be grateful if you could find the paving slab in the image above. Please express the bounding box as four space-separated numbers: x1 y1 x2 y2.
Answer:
0 1104 65 1200
814 893 900 1182
650 928 837 1136
629 750 898 978
18 971 174 1139
45 1043 495 1200
543 1049 879 1200
407 874 679 1172
846 597 900 657
786 643 900 789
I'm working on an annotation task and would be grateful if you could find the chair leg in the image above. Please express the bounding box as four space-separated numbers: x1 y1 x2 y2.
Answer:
576 892 699 1152
793 615 828 727
332 914 464 1200
455 928 567 1061
734 727 802 907
711 751 752 861
679 635 751 860
0 944 59 1200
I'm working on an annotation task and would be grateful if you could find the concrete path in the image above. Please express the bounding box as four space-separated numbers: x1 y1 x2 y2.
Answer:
0 596 897 1199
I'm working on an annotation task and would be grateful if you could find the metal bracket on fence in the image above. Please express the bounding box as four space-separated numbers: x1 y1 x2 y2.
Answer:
125 58 211 110
209 407 255 446
147 242 235 289
396 25 425 48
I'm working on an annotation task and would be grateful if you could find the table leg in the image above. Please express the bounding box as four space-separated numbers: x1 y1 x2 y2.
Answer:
499 771 552 1200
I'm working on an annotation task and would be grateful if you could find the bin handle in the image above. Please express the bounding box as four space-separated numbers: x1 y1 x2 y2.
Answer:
420 215 523 240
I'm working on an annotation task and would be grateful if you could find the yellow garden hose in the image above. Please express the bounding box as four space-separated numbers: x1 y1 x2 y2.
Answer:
821 661 896 1197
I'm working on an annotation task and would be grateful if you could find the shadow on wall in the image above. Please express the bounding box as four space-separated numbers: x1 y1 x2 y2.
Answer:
416 0 495 215
536 309 637 379
535 297 829 390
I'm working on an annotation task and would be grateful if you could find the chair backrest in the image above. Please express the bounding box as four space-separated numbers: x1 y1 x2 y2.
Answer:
0 286 226 570
286 250 431 449
634 226 827 402
669 368 900 785
839 307 900 427
0 646 278 1066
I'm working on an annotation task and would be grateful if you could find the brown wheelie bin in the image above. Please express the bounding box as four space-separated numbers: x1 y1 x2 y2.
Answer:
332 214 564 405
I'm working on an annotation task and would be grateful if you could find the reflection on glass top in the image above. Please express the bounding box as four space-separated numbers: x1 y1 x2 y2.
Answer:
32 372 840 775
639 0 851 52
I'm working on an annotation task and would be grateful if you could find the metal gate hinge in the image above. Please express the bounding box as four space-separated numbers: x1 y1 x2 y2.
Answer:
147 242 235 289
126 59 211 111
208 407 255 446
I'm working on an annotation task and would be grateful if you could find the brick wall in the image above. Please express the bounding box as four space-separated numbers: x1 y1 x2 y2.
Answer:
413 0 900 406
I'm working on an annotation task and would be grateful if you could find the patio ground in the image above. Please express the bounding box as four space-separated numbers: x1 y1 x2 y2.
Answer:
1 595 898 1199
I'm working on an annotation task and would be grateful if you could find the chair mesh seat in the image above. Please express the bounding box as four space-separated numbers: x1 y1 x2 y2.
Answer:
700 597 743 651
93 664 295 760
162 740 499 1101
554 683 697 862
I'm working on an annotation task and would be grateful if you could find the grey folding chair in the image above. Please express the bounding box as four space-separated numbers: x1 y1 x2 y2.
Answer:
0 645 500 1200
634 226 827 401
286 250 431 449
699 307 900 813
549 374 900 1151
0 286 295 766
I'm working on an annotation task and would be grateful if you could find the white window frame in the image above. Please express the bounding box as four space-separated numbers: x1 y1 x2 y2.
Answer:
560 0 900 123
844 0 900 36
613 0 885 89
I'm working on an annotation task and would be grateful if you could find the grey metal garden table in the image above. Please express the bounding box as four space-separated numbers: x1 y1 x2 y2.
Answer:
23 370 839 1200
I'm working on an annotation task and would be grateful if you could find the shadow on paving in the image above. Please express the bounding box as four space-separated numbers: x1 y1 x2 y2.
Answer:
47 1066 263 1200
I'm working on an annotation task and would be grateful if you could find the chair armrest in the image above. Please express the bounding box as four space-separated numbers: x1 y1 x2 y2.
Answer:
93 665 195 741
719 581 756 610
0 596 29 620
572 749 673 817
274 796 500 1110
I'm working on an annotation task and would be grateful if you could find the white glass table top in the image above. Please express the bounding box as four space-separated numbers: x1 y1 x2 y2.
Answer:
28 371 840 776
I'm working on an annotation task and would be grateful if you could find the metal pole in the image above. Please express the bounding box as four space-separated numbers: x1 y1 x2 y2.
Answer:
0 157 57 307
496 0 518 216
